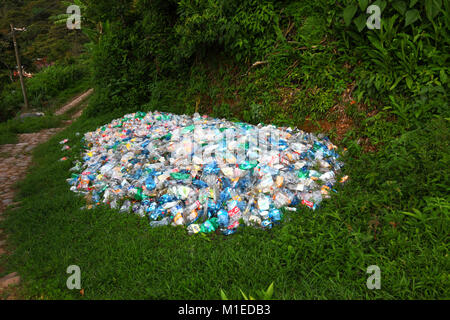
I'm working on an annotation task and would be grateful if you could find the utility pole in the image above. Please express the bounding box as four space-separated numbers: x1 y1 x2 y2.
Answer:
10 23 29 111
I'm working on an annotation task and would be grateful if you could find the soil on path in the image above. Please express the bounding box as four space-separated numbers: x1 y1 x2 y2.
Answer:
0 89 93 300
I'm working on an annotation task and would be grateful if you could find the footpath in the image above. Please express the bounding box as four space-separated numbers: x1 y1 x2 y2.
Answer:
0 88 93 299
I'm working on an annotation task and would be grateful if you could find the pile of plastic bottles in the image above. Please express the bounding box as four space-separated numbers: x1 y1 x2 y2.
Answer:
67 111 345 235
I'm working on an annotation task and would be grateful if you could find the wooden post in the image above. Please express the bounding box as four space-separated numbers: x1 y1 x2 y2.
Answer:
10 23 29 111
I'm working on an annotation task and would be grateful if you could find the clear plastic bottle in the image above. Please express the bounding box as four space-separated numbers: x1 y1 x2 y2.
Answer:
150 217 170 228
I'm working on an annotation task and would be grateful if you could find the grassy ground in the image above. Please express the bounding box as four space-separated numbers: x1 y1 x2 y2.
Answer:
0 80 91 145
0 106 447 299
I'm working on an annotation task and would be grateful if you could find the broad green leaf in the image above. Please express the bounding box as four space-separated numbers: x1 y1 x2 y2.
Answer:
410 0 419 7
401 209 424 220
400 211 418 218
425 0 442 21
393 1 407 15
440 69 448 84
372 0 387 12
389 75 405 90
425 0 433 21
359 0 369 11
434 0 443 10
405 9 420 27
343 5 358 26
354 14 367 32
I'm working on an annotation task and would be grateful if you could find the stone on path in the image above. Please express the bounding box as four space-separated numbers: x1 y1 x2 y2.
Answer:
0 273 21 288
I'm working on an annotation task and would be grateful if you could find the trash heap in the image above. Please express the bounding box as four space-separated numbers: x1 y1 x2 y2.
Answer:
67 111 346 235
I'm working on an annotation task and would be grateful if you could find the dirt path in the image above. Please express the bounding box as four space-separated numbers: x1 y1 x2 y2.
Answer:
0 88 93 299
54 89 93 116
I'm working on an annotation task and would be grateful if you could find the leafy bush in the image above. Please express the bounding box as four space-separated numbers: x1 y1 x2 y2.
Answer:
340 0 449 124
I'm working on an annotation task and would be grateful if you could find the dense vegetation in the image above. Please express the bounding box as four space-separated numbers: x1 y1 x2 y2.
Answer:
84 0 448 127
0 0 89 121
0 62 89 122
1 0 448 299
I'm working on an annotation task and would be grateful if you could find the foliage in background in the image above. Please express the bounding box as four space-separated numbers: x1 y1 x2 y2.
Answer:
0 61 89 122
0 0 89 120
0 0 88 71
341 0 449 125
83 0 448 128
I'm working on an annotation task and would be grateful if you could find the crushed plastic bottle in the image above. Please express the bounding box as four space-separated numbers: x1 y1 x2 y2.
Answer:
67 111 346 236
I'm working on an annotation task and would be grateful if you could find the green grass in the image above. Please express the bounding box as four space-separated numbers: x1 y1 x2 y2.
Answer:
0 116 63 145
0 83 91 146
0 130 18 145
1 109 448 300
43 79 91 115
